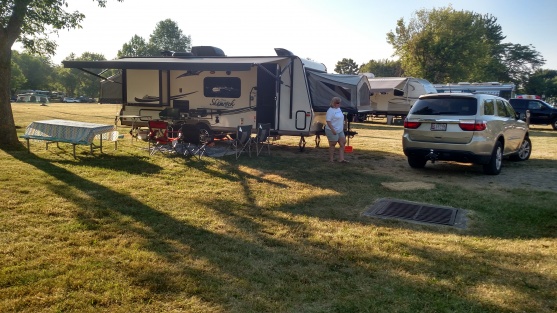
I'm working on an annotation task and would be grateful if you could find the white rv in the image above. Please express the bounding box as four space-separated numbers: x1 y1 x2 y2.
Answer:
360 77 436 121
64 47 371 147
433 82 515 99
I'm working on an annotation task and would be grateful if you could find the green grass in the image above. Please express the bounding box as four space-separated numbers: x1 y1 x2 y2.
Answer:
1 103 556 312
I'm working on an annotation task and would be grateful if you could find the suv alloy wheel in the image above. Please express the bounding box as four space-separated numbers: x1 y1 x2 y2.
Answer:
483 141 503 175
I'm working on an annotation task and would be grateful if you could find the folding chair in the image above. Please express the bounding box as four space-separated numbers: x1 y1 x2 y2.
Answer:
253 123 271 156
147 120 180 155
178 123 210 160
228 125 253 159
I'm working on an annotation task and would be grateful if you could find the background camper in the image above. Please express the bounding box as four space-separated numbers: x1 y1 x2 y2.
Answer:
64 47 371 149
359 77 436 123
433 82 515 99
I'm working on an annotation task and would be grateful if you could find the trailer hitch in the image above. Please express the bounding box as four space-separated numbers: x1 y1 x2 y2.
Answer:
425 149 439 163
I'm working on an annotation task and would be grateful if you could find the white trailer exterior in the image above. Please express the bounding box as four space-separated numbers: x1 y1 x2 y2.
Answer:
64 48 371 142
433 82 515 99
366 77 437 117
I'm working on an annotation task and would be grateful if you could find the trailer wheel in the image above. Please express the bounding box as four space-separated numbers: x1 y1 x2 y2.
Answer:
196 123 214 143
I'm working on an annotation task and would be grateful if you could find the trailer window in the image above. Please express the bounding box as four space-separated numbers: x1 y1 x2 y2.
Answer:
204 77 241 98
323 82 351 100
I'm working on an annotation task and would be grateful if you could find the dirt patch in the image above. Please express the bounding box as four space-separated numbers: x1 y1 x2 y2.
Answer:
381 181 436 191
366 154 557 193
278 125 557 193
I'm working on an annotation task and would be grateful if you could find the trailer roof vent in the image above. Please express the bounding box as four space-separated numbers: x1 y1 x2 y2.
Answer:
275 48 294 56
173 51 194 57
191 46 226 57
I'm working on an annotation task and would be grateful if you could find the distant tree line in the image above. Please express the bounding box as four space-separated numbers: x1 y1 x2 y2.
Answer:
334 6 556 99
10 19 190 99
12 9 555 100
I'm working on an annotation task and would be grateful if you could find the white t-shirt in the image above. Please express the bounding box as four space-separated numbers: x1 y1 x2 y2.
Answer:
326 107 344 132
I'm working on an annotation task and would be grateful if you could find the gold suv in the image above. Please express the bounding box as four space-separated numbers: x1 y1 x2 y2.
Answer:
403 93 531 175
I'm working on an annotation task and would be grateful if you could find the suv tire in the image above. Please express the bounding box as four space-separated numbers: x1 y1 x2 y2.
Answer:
483 141 503 175
510 137 532 161
552 119 557 130
408 156 427 168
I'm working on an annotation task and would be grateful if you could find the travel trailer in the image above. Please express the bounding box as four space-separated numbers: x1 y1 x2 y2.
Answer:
433 82 515 99
15 93 49 103
64 47 371 148
360 77 437 121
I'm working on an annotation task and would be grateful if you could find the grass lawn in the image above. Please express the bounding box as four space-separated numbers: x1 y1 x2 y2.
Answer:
1 103 556 313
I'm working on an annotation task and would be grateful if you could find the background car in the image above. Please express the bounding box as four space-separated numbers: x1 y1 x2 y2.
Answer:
403 93 531 175
509 98 557 130
77 96 94 103
63 97 79 103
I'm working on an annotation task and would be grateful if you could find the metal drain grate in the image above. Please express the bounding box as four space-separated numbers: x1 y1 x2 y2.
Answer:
364 198 466 228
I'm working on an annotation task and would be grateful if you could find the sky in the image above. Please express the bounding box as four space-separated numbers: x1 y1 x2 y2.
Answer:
24 0 557 75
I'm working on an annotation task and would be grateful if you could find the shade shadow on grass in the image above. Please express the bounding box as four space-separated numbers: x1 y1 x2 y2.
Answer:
3 147 556 312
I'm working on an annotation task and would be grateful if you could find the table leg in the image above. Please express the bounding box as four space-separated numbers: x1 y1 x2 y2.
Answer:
131 118 139 143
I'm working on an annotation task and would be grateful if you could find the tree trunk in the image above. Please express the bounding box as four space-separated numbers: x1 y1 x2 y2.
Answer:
0 44 20 147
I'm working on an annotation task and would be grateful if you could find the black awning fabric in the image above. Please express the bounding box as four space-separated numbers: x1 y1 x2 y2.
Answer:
63 56 289 72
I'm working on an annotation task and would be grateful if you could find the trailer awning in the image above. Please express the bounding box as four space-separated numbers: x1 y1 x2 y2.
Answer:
367 77 407 93
63 56 290 72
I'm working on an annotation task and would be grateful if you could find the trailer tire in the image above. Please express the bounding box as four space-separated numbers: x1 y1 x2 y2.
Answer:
196 123 214 143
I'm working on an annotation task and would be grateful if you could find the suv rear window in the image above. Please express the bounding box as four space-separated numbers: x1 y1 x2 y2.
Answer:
410 97 477 115
509 99 527 110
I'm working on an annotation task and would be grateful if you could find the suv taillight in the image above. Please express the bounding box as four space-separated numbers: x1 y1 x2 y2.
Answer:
459 120 486 131
404 118 421 129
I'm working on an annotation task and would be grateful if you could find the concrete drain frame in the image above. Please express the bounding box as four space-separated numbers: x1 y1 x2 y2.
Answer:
363 198 467 229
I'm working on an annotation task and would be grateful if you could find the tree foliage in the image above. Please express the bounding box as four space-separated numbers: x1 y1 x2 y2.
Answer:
9 58 26 94
386 6 545 86
523 69 557 100
0 0 123 146
149 19 191 53
117 35 150 58
10 51 107 98
500 43 546 86
117 19 191 58
63 52 107 97
1 0 85 56
334 58 359 74
11 50 53 90
360 59 403 77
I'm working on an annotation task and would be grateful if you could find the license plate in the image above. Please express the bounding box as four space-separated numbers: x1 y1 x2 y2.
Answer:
430 123 447 131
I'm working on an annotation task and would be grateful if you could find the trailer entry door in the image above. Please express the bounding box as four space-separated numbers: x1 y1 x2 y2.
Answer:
256 64 277 128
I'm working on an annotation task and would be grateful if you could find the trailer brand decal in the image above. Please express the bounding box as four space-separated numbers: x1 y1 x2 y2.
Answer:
210 98 236 108
176 71 202 78
134 91 198 103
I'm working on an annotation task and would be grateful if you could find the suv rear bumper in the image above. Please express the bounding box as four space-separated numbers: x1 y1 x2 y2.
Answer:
403 147 492 165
